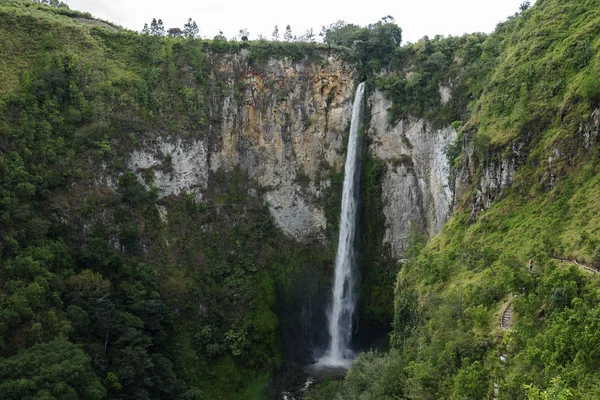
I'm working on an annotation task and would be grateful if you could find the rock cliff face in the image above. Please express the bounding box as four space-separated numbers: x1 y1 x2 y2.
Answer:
123 54 464 259
126 51 355 241
127 137 209 201
457 137 522 221
368 90 457 258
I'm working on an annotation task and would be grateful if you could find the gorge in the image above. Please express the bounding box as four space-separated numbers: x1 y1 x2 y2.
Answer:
2 0 600 399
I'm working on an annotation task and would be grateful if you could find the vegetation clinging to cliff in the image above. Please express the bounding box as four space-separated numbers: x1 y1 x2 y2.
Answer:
321 17 402 78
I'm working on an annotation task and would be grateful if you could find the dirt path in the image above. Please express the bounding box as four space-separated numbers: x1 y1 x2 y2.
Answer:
75 18 119 32
500 257 598 330
549 257 599 275
496 257 598 397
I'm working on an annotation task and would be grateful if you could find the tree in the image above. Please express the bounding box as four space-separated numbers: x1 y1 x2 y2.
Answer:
149 18 165 36
382 15 395 24
65 269 110 308
238 28 250 41
377 16 402 46
520 1 531 12
304 28 315 43
284 25 293 42
36 0 68 8
524 377 574 400
272 25 279 41
320 20 348 45
319 25 327 41
214 30 227 41
141 23 150 35
93 296 120 355
167 27 183 37
452 360 488 399
320 17 401 49
183 18 199 38
0 338 106 400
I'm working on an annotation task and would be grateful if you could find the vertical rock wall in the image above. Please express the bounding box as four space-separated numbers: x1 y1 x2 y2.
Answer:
126 50 356 242
124 57 466 258
368 90 457 258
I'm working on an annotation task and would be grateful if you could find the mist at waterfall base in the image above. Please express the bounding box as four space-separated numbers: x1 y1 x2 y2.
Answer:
313 82 366 372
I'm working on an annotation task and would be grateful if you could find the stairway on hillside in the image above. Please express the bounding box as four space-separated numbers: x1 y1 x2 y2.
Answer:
501 304 514 331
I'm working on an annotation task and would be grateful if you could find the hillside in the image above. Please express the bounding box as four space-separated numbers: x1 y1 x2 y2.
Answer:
0 1 359 398
2 0 600 399
310 0 600 398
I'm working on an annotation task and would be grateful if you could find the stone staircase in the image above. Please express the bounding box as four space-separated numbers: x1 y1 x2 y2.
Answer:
501 303 514 331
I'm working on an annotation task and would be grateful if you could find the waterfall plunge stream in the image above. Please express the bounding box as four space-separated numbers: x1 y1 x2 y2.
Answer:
318 82 365 368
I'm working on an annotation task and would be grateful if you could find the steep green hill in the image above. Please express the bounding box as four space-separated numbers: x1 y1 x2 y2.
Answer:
310 0 600 398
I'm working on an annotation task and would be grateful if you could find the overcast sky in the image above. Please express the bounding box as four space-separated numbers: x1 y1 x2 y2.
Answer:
65 0 533 43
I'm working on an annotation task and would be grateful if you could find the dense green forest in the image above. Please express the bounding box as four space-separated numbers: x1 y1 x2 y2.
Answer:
0 1 342 398
2 0 600 399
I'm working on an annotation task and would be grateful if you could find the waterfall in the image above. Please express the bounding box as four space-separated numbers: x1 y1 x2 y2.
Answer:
320 82 365 367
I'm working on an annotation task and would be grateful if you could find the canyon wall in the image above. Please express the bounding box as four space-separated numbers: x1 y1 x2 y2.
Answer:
125 51 355 242
368 90 457 258
120 54 466 259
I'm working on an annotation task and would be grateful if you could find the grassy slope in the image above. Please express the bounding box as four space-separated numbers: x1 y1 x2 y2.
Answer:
310 0 600 398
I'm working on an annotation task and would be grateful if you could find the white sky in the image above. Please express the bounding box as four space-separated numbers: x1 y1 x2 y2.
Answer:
65 0 533 43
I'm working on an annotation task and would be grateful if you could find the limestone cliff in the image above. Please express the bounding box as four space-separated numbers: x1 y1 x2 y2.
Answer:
456 136 522 221
126 50 355 242
120 52 482 262
123 65 462 260
368 90 457 258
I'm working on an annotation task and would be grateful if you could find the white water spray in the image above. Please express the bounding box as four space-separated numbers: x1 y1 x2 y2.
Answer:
319 82 365 367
